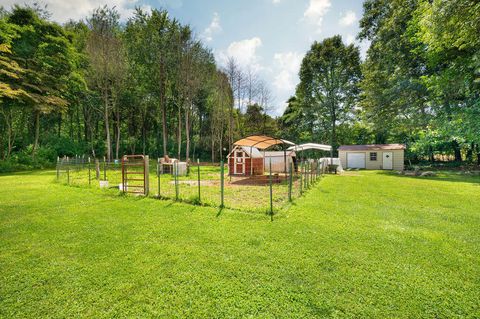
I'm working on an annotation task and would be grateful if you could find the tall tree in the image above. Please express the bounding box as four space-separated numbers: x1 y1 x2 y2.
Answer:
86 6 123 161
297 35 361 156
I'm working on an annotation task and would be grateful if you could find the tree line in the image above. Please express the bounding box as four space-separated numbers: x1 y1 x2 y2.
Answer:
0 5 278 170
1 1 479 170
280 0 479 164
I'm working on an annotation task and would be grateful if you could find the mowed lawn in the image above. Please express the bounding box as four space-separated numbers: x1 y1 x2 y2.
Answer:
0 170 479 318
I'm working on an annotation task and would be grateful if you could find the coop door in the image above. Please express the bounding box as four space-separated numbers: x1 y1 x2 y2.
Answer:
234 151 245 175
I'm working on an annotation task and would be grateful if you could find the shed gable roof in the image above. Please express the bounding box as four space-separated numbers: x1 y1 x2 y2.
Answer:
338 144 406 151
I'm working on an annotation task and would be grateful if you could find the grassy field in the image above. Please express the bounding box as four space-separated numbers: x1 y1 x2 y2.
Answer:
0 170 479 318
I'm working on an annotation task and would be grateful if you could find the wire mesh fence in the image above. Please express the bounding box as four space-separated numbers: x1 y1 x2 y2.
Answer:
56 155 329 216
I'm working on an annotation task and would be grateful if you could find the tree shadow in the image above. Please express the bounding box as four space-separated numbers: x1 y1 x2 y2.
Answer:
377 170 480 185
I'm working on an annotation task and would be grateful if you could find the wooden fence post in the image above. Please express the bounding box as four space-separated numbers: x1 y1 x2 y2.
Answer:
103 156 106 181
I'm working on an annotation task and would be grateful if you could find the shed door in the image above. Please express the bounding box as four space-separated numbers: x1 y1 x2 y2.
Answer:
234 151 245 175
347 153 366 169
382 152 393 170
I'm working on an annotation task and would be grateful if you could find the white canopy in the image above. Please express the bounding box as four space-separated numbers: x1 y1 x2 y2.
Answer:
288 143 332 152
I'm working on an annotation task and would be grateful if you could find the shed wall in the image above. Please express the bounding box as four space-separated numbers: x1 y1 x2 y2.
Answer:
227 155 264 176
339 150 404 170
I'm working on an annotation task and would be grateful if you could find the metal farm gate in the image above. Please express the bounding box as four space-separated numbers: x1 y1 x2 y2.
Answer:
121 155 149 196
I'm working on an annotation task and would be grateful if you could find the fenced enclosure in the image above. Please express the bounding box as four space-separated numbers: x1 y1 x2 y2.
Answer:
56 155 329 216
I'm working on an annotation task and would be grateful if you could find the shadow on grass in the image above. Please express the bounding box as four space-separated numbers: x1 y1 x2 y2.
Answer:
0 169 56 177
377 170 480 185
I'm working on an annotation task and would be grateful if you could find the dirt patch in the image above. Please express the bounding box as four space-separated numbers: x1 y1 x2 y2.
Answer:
169 180 218 186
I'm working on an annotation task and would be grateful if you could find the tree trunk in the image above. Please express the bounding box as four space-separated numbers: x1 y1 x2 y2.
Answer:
32 111 40 159
185 103 191 163
177 103 182 160
466 142 474 162
75 106 81 142
69 111 74 139
114 94 120 160
3 110 14 159
58 115 62 137
330 101 336 159
104 90 112 161
115 115 120 160
161 98 167 156
211 133 215 163
476 144 480 165
453 140 462 162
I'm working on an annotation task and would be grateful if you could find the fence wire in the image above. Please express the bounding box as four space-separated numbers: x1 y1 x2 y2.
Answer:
56 156 329 216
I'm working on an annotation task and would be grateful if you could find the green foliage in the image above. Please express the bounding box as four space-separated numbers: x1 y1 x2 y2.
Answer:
358 0 480 162
281 36 361 153
0 5 238 166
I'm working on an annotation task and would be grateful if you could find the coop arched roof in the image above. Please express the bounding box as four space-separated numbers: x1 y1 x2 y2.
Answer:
233 135 295 150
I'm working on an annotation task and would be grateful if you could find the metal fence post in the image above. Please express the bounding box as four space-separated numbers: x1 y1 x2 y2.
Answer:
56 156 59 181
305 160 308 190
317 160 320 180
300 161 303 195
220 160 224 208
175 161 179 201
157 158 161 198
67 166 70 185
305 161 308 190
197 159 201 203
288 161 293 202
310 163 315 185
103 156 106 181
269 159 273 219
88 157 91 186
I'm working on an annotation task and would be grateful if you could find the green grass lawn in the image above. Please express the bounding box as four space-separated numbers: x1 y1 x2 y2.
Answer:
0 170 479 318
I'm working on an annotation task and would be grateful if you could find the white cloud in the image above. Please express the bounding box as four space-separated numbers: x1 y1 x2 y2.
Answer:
345 34 355 45
303 0 331 33
339 10 357 27
272 0 281 4
273 52 302 92
216 37 263 71
0 0 151 23
202 12 222 42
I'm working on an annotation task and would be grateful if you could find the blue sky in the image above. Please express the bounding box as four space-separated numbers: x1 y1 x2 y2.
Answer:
2 0 367 115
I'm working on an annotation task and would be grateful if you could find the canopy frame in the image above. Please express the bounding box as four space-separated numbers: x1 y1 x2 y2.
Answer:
232 135 295 174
